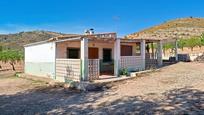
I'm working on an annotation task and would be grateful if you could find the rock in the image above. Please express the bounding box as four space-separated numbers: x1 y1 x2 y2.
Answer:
64 83 71 88
194 53 204 62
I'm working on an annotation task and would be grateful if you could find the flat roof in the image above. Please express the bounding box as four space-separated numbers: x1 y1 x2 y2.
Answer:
24 32 117 47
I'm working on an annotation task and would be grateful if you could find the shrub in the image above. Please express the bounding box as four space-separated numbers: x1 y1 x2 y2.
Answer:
119 68 128 76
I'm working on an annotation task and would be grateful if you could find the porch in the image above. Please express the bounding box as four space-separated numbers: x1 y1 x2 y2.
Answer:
54 33 171 82
55 33 117 82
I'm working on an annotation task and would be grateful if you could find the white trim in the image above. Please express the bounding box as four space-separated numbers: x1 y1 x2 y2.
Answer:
24 40 50 47
81 38 89 81
24 37 81 47
56 58 81 61
54 42 57 79
141 39 146 70
55 37 81 43
175 39 178 61
114 38 121 76
157 40 163 66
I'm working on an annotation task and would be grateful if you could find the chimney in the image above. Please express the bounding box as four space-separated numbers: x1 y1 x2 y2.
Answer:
84 28 94 35
89 28 94 35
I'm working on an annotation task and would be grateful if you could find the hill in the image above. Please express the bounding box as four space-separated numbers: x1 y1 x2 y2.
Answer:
126 17 204 39
0 31 66 50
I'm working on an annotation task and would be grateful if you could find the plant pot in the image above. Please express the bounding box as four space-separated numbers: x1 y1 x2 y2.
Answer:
130 73 136 77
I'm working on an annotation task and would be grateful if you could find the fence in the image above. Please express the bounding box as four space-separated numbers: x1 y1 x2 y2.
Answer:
145 53 158 69
145 59 158 69
120 56 143 71
56 59 81 82
88 59 100 80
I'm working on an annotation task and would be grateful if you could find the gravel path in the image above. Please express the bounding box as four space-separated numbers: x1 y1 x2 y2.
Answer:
0 62 204 114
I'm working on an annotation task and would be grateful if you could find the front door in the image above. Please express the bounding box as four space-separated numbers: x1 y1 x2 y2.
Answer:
103 49 112 62
89 48 99 59
101 48 114 75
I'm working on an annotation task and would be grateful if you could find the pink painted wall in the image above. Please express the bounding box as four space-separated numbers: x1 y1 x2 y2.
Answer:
56 41 140 59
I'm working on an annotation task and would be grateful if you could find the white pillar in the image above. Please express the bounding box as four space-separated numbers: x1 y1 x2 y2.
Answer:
151 42 154 59
157 40 163 66
114 38 121 77
81 38 88 81
175 39 178 61
141 40 146 70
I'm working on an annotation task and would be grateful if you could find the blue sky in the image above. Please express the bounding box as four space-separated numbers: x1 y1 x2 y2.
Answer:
0 0 203 37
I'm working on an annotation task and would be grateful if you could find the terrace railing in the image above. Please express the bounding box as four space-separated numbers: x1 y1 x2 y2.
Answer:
145 53 158 69
120 56 144 71
88 59 100 80
56 59 81 82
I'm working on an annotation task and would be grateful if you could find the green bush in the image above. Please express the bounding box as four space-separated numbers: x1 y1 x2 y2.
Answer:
119 68 128 76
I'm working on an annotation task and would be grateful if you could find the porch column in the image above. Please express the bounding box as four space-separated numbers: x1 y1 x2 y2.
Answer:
175 39 178 61
157 40 163 66
141 39 146 70
151 42 154 59
81 38 88 81
114 38 121 77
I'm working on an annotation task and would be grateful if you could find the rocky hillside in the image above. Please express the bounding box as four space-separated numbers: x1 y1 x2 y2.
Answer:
0 31 66 50
126 17 204 39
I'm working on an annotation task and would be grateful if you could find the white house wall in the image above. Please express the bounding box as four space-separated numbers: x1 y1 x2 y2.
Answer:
24 42 56 78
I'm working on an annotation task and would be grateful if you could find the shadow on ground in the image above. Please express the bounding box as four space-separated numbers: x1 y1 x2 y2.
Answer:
0 86 204 114
95 87 204 115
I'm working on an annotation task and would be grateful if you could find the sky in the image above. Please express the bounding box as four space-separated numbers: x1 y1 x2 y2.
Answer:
0 0 203 37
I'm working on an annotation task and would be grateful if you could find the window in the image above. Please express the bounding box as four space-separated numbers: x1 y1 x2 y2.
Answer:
103 49 112 62
121 45 133 56
135 43 141 56
67 48 80 59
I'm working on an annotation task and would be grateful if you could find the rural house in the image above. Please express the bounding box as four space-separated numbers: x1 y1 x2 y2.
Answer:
24 30 177 82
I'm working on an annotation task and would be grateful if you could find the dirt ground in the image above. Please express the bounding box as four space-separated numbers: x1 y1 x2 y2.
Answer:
1 62 204 114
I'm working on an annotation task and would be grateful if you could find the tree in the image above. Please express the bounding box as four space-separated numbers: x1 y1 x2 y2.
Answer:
0 46 3 52
200 33 204 46
197 37 203 49
185 37 198 51
0 50 23 71
178 39 186 51
163 43 174 56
